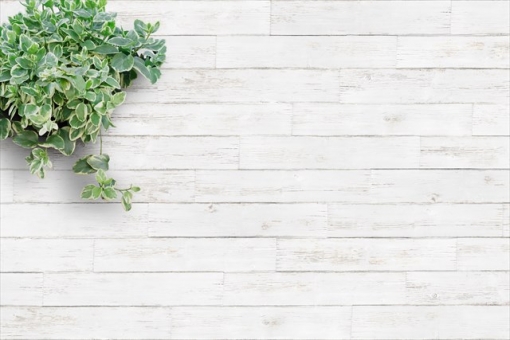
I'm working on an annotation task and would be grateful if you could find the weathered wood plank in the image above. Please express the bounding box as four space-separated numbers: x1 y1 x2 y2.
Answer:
327 204 507 237
217 36 397 68
13 170 195 203
159 36 216 68
239 137 420 169
0 307 173 339
223 272 406 305
195 170 371 203
0 170 14 203
0 274 43 306
271 1 451 35
457 238 510 270
276 239 457 271
420 137 510 169
172 307 351 339
43 273 223 306
473 105 510 136
0 204 148 238
108 1 270 35
397 36 510 68
504 204 510 237
352 306 510 339
370 170 509 203
452 1 510 34
94 238 276 272
337 69 509 105
406 272 510 305
0 239 94 272
111 103 293 136
148 203 327 237
292 104 473 136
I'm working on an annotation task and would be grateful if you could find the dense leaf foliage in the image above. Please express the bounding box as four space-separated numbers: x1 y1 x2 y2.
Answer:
0 0 166 211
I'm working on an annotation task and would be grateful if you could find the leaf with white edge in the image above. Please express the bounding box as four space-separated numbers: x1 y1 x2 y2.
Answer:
81 184 96 199
95 169 108 185
102 187 117 200
111 53 134 72
131 186 141 193
75 103 88 122
73 157 97 174
122 192 132 211
133 56 152 82
20 104 39 118
93 44 119 54
87 154 110 171
13 130 39 148
56 127 76 156
104 77 120 89
0 119 11 140
107 37 133 47
41 134 65 149
112 92 126 106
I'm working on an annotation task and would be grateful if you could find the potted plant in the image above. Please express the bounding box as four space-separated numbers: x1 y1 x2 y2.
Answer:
0 0 166 211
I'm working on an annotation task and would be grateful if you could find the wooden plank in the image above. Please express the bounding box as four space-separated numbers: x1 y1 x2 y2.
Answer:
195 170 370 203
223 272 406 305
0 239 94 272
13 170 195 203
0 204 148 238
160 36 216 69
420 137 510 169
271 1 451 35
43 273 223 306
473 105 510 136
0 274 43 306
406 272 510 305
111 103 293 136
216 36 397 68
504 204 510 237
338 69 509 105
172 307 351 339
276 239 457 271
352 306 510 339
239 137 420 169
0 170 14 203
327 204 507 237
148 203 328 237
452 1 510 34
108 1 270 35
397 36 510 68
292 104 473 136
0 307 173 339
370 170 510 203
457 238 510 270
94 238 276 272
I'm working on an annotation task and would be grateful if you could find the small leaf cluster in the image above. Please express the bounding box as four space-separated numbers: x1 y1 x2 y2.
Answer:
0 0 166 210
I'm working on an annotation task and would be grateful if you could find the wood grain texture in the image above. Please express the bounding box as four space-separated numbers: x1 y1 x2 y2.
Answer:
457 238 510 271
0 274 43 306
451 1 510 34
351 306 510 339
473 105 510 136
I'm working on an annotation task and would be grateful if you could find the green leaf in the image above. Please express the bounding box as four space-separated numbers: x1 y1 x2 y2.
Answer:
102 187 117 200
20 86 39 97
134 19 146 36
121 192 132 211
69 115 86 129
81 184 97 199
20 104 39 118
112 92 126 106
75 103 88 122
104 77 120 89
73 157 97 174
90 112 101 126
69 128 83 141
95 169 108 185
41 134 65 149
87 154 110 171
0 119 11 140
133 57 153 82
56 127 76 156
107 37 133 47
131 186 141 193
93 44 119 54
111 53 134 72
13 130 39 148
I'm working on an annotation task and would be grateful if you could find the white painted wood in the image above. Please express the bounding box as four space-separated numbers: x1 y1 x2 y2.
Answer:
406 272 510 305
160 36 216 69
108 1 270 35
271 1 451 35
0 307 173 339
0 239 94 272
94 238 276 272
195 170 371 202
0 274 43 306
473 105 510 136
0 204 148 238
148 203 328 237
457 238 510 270
397 36 510 68
452 1 510 34
327 204 508 237
370 170 510 203
504 204 510 237
337 69 509 105
239 137 420 169
43 273 223 306
217 36 397 68
13 170 195 203
172 307 351 339
276 239 457 271
420 137 510 169
111 103 293 136
223 272 406 305
0 170 14 203
292 104 473 136
352 306 510 339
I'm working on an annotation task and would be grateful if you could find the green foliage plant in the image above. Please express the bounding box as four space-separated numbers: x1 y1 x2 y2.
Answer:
0 0 166 211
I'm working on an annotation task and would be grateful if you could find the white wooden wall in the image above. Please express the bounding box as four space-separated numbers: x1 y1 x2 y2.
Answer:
1 0 509 338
